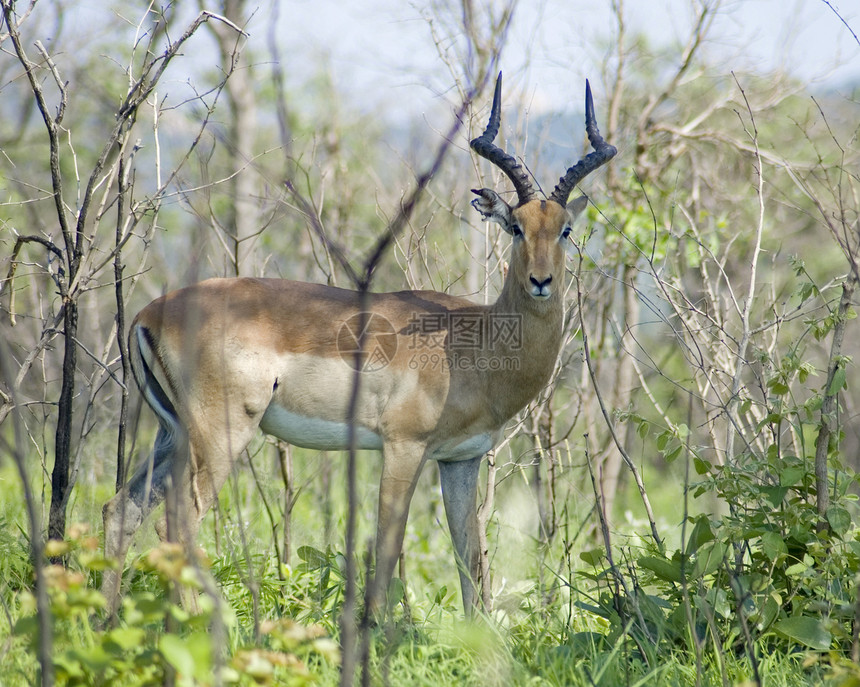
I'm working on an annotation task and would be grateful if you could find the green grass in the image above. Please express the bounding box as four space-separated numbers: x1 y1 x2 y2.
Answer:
0 448 851 686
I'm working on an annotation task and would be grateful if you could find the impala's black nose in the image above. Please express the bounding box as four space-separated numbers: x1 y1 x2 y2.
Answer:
530 275 552 289
529 274 553 298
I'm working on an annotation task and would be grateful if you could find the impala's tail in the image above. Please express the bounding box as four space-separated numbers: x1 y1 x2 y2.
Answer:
128 320 201 511
129 323 180 435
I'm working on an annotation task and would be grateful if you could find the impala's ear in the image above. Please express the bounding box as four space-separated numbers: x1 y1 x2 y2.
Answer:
566 194 589 221
471 188 512 229
564 195 590 258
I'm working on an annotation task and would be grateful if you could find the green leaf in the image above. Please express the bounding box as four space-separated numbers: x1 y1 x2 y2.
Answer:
705 586 731 619
828 367 847 396
693 457 711 475
784 560 809 577
779 466 806 487
107 627 146 652
767 377 789 395
692 541 727 579
685 515 714 555
798 362 816 383
798 282 814 303
826 505 851 536
575 600 611 620
665 443 684 463
160 634 195 677
638 555 682 583
297 546 328 567
67 646 113 672
773 616 831 650
766 443 779 462
185 633 213 679
761 486 789 507
761 531 787 562
53 654 86 679
387 577 405 607
755 593 781 631
12 614 38 641
579 548 605 566
827 365 845 396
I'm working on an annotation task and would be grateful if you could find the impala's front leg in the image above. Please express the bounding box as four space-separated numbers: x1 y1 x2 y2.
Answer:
368 441 427 615
439 455 482 615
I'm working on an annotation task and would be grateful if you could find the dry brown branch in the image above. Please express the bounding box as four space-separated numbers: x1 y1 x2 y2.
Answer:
575 246 663 551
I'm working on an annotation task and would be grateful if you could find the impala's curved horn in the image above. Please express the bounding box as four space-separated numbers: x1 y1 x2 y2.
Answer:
470 72 537 206
549 80 617 206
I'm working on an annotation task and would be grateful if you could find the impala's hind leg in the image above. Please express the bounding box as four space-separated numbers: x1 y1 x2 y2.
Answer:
152 418 262 612
102 424 179 614
439 455 482 615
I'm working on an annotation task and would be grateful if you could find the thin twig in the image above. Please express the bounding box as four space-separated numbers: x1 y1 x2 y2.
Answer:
575 256 663 551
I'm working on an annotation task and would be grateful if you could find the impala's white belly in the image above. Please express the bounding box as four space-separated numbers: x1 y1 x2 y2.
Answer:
259 403 384 451
260 402 496 461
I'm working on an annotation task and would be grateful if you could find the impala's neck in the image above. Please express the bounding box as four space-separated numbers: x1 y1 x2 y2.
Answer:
482 273 566 421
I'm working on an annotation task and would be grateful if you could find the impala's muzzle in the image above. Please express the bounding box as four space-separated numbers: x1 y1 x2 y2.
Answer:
529 274 553 299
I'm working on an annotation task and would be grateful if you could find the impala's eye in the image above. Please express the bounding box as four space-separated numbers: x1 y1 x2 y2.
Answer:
510 223 524 238
560 226 572 240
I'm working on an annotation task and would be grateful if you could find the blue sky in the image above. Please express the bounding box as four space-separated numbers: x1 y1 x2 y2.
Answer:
65 0 859 121
275 0 860 116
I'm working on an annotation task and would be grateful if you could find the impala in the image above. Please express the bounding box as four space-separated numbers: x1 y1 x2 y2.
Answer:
102 73 616 615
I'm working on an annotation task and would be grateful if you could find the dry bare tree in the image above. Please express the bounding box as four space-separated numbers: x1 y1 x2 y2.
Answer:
0 14 246 673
